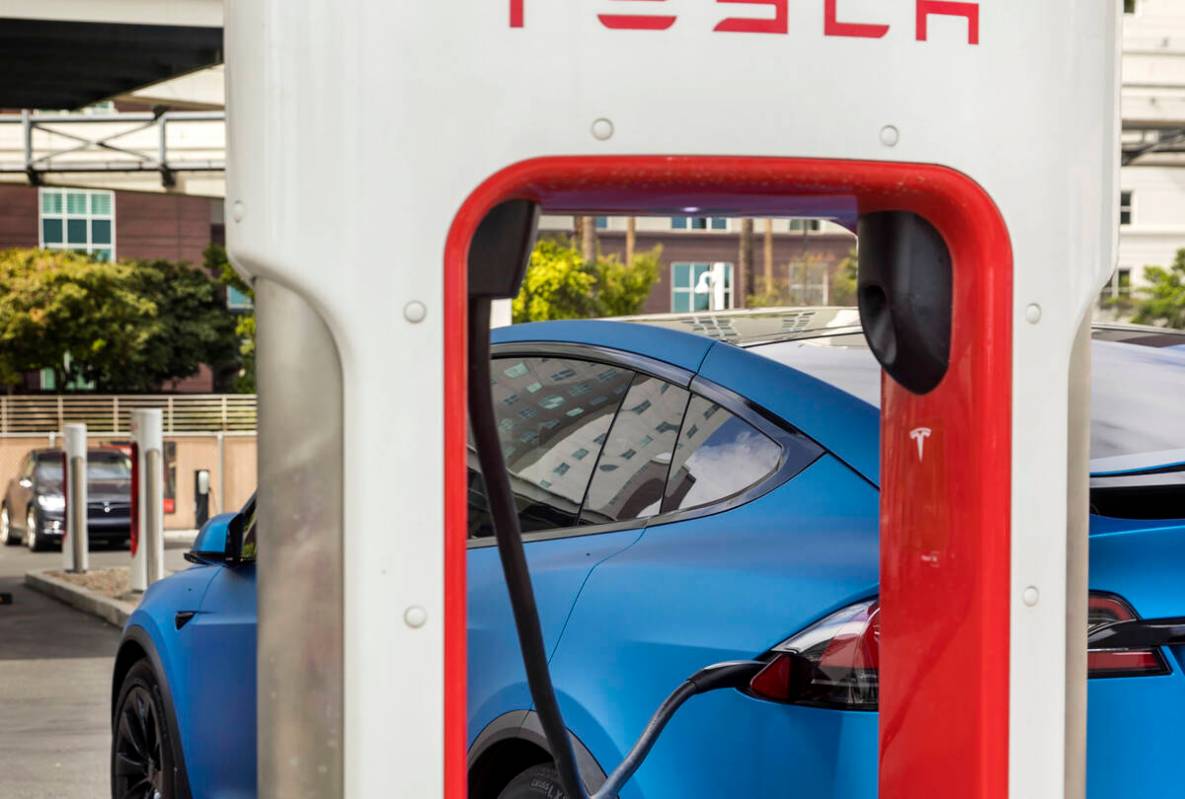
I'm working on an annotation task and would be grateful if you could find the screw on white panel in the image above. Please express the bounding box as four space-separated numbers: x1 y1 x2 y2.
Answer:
404 301 427 324
232 201 245 222
591 118 615 141
1025 303 1042 324
404 605 428 628
1023 586 1040 607
879 125 900 147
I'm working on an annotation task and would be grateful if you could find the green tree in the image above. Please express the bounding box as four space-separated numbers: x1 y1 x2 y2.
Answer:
205 244 256 392
123 258 240 392
0 249 155 390
1129 250 1185 328
829 248 859 306
512 238 661 323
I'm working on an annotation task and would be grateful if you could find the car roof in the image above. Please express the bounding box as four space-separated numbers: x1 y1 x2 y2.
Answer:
493 311 1185 484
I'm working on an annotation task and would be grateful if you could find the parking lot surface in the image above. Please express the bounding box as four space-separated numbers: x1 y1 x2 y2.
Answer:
0 541 190 798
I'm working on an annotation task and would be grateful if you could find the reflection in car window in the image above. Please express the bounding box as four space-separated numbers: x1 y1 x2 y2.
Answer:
33 456 63 482
580 376 689 526
663 396 782 513
468 357 634 538
86 452 132 481
33 452 131 482
240 500 257 560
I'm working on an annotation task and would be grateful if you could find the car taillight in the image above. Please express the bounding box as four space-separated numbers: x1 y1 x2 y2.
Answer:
1087 592 1170 678
749 592 1168 710
748 599 880 710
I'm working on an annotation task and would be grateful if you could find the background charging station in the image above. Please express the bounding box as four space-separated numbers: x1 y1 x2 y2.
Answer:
226 2 1120 796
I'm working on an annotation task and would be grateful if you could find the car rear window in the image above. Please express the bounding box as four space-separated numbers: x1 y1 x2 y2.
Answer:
753 329 1185 462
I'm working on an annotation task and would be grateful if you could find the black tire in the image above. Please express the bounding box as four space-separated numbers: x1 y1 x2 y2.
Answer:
25 506 46 552
111 660 183 799
1 504 19 546
498 765 569 799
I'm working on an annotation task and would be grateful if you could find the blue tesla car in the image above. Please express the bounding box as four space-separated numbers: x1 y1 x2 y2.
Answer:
111 311 1185 799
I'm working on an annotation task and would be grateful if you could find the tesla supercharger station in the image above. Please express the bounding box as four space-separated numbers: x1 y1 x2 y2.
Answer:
130 409 165 591
226 2 1119 797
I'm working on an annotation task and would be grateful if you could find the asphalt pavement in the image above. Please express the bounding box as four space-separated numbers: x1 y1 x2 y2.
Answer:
0 539 191 798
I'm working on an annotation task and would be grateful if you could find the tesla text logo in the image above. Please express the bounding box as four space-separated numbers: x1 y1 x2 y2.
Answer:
910 427 932 462
509 0 979 44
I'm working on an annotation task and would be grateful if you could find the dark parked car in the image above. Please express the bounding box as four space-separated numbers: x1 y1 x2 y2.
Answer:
1 447 133 551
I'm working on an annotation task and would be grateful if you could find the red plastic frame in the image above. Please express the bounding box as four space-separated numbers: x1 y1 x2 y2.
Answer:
444 156 1013 798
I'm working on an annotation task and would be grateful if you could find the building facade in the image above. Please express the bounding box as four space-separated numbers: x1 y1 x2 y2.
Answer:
0 184 227 391
1111 0 1185 308
539 214 857 315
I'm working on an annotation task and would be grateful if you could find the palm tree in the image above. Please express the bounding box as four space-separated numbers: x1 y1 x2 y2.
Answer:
626 217 637 265
763 219 774 296
738 218 754 309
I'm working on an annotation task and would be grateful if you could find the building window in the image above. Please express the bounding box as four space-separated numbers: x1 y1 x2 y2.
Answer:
1099 268 1132 304
789 218 823 233
595 216 609 230
671 216 728 231
1119 191 1133 226
671 262 734 312
39 188 115 261
227 285 254 311
1124 0 1137 13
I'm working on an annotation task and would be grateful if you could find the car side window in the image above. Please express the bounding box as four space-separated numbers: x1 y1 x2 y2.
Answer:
579 375 689 526
468 357 634 539
663 395 783 513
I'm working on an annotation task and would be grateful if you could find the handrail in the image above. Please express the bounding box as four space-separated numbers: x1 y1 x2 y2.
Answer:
0 394 255 435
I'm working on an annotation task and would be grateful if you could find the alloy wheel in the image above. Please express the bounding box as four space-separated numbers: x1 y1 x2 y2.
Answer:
113 685 165 799
25 509 35 550
1 506 8 543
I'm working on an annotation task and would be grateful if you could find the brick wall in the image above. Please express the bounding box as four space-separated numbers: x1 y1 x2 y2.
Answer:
115 191 213 265
0 184 215 265
0 184 39 249
597 231 855 313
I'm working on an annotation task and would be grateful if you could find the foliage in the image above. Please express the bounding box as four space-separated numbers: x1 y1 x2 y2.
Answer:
829 248 859 306
512 238 661 323
1128 249 1185 329
124 258 240 392
205 244 256 392
746 249 856 309
0 249 155 390
0 247 248 393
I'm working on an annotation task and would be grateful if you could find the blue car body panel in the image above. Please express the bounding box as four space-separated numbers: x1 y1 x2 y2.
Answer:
122 320 1185 798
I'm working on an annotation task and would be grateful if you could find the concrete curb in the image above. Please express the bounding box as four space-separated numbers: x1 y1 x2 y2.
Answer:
24 569 138 629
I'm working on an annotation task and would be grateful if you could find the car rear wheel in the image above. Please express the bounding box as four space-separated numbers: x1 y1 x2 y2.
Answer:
24 507 44 552
111 660 182 799
1 505 18 546
498 765 570 799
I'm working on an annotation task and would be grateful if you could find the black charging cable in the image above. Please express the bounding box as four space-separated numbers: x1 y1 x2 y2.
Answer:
467 201 764 798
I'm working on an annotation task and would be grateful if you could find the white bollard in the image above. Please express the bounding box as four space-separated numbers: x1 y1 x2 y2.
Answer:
130 410 165 591
63 424 88 573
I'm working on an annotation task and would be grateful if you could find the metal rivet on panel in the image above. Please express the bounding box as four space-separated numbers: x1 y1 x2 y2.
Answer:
1025 303 1042 324
404 605 428 628
404 301 427 324
591 118 615 141
1023 586 1040 607
879 125 900 147
232 201 246 222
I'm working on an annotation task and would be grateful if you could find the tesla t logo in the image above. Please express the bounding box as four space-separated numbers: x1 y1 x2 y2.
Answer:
910 427 933 463
510 0 979 44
